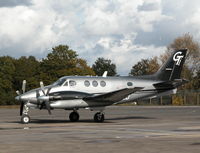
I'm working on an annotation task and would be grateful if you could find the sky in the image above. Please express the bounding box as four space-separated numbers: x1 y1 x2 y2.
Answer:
0 0 200 75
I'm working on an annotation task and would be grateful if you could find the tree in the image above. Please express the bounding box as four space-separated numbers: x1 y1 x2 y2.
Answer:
0 44 96 105
0 56 16 105
163 33 200 73
192 70 200 89
14 56 40 92
129 57 159 76
92 57 117 76
40 45 95 84
161 33 200 89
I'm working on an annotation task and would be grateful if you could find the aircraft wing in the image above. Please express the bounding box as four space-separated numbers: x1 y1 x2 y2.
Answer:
83 87 143 103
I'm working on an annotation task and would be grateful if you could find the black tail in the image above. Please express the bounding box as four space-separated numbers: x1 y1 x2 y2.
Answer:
155 49 187 81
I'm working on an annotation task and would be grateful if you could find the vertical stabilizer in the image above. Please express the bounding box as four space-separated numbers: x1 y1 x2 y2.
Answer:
155 49 187 81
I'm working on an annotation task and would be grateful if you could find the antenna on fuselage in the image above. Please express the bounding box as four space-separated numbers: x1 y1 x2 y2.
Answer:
102 71 108 77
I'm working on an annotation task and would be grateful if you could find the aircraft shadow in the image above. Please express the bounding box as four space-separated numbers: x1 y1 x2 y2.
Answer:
31 119 96 124
107 116 155 120
7 116 155 124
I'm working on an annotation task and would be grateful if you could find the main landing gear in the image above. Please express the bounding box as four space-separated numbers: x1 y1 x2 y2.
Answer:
69 111 80 122
68 110 105 122
94 112 105 122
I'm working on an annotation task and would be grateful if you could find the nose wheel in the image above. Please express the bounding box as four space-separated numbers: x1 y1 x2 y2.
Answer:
69 111 79 122
21 114 30 124
20 104 30 124
94 112 105 122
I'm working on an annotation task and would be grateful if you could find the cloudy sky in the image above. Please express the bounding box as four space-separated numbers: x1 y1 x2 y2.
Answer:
0 0 200 75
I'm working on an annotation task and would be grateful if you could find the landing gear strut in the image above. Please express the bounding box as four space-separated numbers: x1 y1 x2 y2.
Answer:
21 104 30 124
69 111 79 122
94 112 105 122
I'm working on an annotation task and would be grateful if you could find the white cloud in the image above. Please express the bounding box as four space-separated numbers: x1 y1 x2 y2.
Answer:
0 0 200 74
92 34 166 74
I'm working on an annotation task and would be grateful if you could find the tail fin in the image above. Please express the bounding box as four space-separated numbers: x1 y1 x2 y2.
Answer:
155 49 187 81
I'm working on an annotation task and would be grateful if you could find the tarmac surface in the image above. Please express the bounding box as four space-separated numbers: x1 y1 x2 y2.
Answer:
0 106 200 153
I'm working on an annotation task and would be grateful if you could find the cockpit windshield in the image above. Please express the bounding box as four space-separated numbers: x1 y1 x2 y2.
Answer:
52 78 66 86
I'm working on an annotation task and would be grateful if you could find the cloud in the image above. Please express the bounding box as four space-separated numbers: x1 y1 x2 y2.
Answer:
0 0 200 75
0 0 31 8
138 1 160 11
88 34 166 75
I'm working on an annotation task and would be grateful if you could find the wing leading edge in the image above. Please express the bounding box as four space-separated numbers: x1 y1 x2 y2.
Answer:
83 87 143 103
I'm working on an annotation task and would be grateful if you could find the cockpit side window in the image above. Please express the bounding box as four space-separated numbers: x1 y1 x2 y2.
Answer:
63 81 68 86
69 80 76 86
53 78 66 86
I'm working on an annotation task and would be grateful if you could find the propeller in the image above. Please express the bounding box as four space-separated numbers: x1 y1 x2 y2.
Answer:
22 80 26 94
40 81 45 95
16 90 20 96
39 81 52 115
15 80 26 116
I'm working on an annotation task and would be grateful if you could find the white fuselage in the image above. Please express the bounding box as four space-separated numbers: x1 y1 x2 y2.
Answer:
20 76 166 110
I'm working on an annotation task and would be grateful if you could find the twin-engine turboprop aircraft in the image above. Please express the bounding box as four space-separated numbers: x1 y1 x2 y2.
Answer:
15 49 188 124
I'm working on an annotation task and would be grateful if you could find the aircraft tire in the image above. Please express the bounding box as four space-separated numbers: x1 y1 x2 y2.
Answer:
69 112 79 122
21 114 30 124
94 112 104 123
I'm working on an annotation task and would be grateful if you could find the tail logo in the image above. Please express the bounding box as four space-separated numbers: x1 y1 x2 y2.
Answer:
173 52 184 66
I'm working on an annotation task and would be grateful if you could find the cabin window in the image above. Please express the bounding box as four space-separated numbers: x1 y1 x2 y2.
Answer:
84 80 90 87
127 82 133 86
92 80 98 87
69 80 76 86
100 81 106 87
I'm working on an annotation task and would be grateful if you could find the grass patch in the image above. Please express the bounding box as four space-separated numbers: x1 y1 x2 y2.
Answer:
0 105 19 109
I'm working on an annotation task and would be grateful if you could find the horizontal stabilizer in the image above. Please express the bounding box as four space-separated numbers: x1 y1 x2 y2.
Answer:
83 87 143 103
153 79 188 90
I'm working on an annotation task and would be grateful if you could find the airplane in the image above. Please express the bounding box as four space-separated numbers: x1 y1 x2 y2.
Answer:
15 49 188 124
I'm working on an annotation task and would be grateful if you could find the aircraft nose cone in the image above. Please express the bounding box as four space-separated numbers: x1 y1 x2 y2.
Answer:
15 96 20 101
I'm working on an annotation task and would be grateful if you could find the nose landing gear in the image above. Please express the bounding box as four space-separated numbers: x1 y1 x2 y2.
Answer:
21 114 30 124
21 104 30 124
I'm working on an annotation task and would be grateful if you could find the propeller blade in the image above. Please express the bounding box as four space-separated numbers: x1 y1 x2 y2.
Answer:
36 90 40 108
40 81 46 95
40 102 45 110
20 102 24 116
45 101 51 115
22 80 26 94
39 81 52 115
16 90 20 95
46 87 51 95
36 90 40 98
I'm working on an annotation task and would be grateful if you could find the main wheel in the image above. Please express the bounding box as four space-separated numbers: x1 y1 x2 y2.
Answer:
94 112 104 123
69 112 79 122
21 114 30 124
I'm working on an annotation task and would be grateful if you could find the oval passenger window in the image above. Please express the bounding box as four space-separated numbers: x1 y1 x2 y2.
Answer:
127 82 133 86
84 80 90 87
100 81 106 87
92 80 98 87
